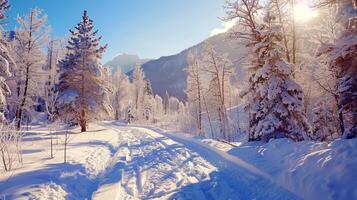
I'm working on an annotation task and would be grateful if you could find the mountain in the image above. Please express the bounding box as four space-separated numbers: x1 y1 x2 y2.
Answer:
128 32 247 101
104 53 150 73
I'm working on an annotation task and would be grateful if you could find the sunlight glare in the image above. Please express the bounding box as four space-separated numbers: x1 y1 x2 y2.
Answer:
294 3 318 23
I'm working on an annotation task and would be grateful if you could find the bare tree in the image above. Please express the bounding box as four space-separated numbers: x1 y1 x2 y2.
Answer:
202 43 234 141
317 0 357 138
11 8 49 129
185 52 205 136
63 129 71 163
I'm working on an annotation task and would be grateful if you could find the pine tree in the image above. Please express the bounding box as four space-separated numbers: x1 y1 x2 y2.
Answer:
0 0 15 127
144 80 153 96
225 1 310 142
317 0 357 138
58 10 109 132
143 80 154 121
247 13 310 142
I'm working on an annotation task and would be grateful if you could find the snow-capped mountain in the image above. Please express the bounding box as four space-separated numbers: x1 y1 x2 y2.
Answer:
129 32 247 101
104 53 150 73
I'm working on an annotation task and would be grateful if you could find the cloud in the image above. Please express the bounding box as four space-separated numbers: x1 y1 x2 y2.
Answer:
210 19 237 37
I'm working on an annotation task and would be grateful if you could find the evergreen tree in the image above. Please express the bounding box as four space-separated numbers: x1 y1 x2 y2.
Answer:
247 13 310 142
143 80 154 121
144 80 153 96
58 10 109 132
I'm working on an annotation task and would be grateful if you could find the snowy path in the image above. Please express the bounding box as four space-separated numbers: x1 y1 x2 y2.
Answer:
93 123 300 200
0 123 301 200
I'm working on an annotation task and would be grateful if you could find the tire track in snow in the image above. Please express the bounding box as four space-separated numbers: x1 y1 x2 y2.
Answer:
94 124 301 200
118 127 216 199
116 125 301 200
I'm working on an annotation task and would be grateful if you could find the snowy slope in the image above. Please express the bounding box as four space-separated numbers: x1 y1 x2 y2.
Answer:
200 137 357 200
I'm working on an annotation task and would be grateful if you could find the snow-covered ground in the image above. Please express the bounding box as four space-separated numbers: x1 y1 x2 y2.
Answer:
1 122 356 200
200 137 357 200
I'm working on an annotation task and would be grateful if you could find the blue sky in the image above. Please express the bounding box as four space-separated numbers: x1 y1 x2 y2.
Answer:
7 0 228 62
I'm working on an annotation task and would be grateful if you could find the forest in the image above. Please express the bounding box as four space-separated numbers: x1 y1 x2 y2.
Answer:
0 0 356 199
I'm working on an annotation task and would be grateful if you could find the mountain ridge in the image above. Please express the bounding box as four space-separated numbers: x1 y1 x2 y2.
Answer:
122 32 247 101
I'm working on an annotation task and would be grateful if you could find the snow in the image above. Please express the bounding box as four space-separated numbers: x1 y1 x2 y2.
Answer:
202 137 357 200
1 122 356 199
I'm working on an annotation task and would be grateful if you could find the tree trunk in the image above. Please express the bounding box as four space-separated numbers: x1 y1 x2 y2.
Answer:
80 110 86 132
81 123 86 132
50 135 53 159
115 109 119 120
16 11 34 130
203 96 213 139
64 130 69 163
1 149 7 171
337 102 345 136
291 0 297 65
196 73 202 136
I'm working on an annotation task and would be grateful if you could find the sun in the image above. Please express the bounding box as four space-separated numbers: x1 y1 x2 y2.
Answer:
293 3 318 22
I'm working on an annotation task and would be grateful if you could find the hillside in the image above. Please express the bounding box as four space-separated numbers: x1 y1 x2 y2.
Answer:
104 53 150 73
127 32 247 101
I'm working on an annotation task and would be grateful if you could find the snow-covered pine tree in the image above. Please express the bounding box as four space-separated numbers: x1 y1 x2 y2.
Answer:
225 0 310 142
317 0 357 138
185 51 204 136
11 8 49 128
58 10 110 132
311 98 341 141
247 13 310 142
143 80 154 121
0 0 15 127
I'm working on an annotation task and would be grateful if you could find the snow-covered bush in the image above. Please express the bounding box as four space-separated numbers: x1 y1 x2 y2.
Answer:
0 121 24 171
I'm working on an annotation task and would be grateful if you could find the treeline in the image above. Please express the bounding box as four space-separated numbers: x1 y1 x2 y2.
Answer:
0 0 356 146
181 0 356 142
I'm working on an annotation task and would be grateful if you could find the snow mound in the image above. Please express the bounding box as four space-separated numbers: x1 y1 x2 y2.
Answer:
210 137 357 200
25 182 67 200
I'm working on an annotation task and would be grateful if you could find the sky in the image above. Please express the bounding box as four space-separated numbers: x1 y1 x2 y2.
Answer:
7 0 230 63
